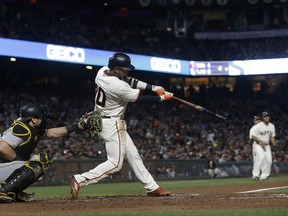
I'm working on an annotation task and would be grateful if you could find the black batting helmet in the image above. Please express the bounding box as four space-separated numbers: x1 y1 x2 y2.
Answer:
17 103 48 122
108 53 135 71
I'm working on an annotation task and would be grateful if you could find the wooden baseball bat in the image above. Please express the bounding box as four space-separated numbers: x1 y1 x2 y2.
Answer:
172 96 227 121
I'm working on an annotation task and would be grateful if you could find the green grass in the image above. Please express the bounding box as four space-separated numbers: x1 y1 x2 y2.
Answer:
27 175 288 198
24 176 288 216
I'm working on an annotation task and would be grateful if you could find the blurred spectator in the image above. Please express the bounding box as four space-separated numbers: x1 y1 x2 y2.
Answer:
166 165 176 178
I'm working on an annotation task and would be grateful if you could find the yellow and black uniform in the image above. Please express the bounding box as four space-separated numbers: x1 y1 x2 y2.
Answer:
5 120 39 161
0 103 52 203
0 119 51 202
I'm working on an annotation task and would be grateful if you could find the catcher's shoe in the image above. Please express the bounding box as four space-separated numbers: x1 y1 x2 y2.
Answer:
70 176 80 200
16 191 35 202
0 192 13 203
147 187 171 197
252 176 259 181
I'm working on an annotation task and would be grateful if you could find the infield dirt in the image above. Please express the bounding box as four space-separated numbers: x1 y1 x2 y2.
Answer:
1 180 287 216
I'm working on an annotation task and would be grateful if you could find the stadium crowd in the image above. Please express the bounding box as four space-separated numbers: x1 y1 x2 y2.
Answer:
0 1 288 166
0 82 287 165
0 0 288 60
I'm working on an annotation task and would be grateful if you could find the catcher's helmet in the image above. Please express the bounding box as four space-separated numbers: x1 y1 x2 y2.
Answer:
17 103 48 122
108 53 135 71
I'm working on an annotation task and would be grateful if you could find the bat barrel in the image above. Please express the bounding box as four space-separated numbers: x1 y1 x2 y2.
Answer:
172 96 227 121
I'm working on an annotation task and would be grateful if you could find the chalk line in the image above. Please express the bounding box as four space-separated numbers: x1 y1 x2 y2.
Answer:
239 186 288 194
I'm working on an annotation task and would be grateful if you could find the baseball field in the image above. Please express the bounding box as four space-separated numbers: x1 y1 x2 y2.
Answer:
1 175 288 216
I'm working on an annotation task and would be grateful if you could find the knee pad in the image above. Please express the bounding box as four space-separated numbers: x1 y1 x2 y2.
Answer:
30 153 52 174
0 158 51 196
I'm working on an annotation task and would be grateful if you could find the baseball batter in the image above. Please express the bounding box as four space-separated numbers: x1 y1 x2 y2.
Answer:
70 52 173 199
250 111 276 181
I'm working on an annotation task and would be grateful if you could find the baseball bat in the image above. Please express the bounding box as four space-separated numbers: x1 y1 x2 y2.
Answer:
172 96 227 121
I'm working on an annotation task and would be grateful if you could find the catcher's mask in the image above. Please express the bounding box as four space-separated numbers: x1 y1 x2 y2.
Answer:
108 53 135 71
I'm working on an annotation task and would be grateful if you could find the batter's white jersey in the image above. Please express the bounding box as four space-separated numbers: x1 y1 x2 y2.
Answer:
94 66 140 117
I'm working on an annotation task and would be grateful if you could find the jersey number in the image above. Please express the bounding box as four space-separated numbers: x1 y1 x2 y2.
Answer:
95 86 106 107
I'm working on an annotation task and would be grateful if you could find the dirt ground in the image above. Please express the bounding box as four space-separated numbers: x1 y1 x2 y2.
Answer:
1 180 288 216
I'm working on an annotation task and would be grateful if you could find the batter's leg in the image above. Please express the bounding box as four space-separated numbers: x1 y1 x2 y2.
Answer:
71 120 126 199
124 133 159 192
75 134 126 186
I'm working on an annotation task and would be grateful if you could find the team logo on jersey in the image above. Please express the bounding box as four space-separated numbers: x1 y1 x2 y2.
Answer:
260 130 271 136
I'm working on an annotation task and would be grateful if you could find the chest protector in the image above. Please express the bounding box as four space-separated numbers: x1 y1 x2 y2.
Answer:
11 121 39 161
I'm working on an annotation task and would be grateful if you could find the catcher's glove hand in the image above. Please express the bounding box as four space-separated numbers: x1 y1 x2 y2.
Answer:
79 110 103 137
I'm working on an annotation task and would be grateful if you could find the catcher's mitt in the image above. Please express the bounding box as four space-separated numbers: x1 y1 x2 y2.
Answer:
79 110 103 137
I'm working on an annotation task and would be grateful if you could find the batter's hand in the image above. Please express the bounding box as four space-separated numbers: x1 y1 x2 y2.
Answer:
160 92 173 102
152 85 165 96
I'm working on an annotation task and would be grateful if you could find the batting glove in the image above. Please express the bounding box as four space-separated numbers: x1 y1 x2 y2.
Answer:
160 92 173 102
152 85 165 96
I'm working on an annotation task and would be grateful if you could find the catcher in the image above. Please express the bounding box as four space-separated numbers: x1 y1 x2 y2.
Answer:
0 103 89 203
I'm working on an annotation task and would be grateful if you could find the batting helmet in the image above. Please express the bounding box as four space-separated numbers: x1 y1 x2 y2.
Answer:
17 103 48 122
108 53 135 71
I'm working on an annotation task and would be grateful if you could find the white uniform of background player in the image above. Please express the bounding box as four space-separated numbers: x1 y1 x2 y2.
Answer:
70 53 173 199
249 115 262 180
250 112 276 181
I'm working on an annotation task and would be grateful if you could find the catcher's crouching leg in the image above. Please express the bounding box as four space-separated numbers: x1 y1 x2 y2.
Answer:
0 153 52 202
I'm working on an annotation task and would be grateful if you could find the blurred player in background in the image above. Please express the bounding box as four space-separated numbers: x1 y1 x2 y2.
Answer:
70 52 173 199
206 155 217 178
249 114 262 180
250 112 276 181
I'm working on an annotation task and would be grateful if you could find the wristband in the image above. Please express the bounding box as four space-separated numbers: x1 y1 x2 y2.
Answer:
145 84 153 91
73 123 83 134
66 123 84 134
65 125 74 134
